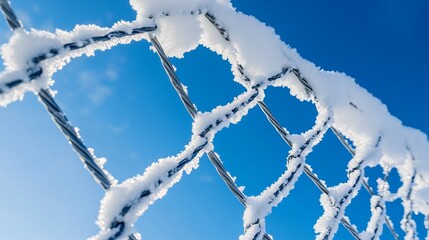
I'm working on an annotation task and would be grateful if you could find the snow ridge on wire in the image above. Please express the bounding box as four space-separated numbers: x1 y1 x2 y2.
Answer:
93 86 264 239
1 0 429 240
199 12 392 240
331 127 400 240
0 24 157 98
243 110 332 240
151 28 362 240
0 1 143 240
149 33 274 240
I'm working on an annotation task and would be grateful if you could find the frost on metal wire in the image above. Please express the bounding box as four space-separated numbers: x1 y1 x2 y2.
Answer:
0 0 429 239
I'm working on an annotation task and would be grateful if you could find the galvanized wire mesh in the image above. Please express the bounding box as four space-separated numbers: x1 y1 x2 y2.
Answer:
0 0 426 239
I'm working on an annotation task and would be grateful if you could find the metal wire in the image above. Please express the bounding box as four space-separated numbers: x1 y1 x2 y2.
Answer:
258 102 361 239
331 127 400 240
0 0 115 190
0 24 156 95
103 85 263 239
0 2 142 239
0 2 420 240
202 11 405 239
245 116 332 240
150 31 362 239
203 12 363 239
151 33 361 239
401 154 418 240
38 89 112 189
150 34 271 239
0 0 21 30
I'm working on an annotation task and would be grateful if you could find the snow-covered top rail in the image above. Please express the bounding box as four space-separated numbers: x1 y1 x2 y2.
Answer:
0 0 428 239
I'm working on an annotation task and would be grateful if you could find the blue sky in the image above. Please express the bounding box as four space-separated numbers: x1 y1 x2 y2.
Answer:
0 0 428 239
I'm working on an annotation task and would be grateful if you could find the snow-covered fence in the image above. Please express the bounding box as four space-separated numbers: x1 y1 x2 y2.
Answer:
1 0 428 239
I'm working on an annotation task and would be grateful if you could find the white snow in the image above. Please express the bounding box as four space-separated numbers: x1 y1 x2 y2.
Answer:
0 0 428 239
241 107 331 240
0 19 155 106
91 87 264 239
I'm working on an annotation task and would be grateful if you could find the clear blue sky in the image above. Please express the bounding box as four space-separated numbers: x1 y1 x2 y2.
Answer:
0 0 428 239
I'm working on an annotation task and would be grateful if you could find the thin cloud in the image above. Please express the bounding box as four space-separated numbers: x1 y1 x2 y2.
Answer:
200 174 213 183
77 70 114 105
90 85 112 105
